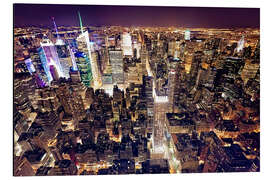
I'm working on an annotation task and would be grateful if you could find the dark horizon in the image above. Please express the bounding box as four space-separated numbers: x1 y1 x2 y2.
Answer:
14 4 260 28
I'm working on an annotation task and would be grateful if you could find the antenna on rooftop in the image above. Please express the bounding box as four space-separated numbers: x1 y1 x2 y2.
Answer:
51 17 60 39
78 11 84 34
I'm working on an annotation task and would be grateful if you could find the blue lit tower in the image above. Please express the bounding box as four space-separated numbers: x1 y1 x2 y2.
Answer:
68 45 78 71
52 17 73 79
184 29 191 40
24 58 36 74
76 11 102 88
38 35 64 83
74 51 92 87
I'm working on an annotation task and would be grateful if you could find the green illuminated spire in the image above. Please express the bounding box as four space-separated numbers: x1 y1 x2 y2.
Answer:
78 11 84 34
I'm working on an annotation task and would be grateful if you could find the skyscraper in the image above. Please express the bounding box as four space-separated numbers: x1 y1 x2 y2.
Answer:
236 35 245 53
109 50 124 84
74 52 92 87
24 58 36 74
168 58 181 113
184 30 191 40
122 31 133 56
76 11 102 89
55 40 73 79
51 17 77 79
38 36 64 83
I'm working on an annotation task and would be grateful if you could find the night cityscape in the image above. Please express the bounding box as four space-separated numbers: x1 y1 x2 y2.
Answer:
13 4 260 176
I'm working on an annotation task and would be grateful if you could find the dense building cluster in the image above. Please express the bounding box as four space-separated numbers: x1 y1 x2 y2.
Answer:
14 15 260 176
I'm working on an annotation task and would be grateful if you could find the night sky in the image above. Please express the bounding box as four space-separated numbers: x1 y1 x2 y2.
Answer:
14 4 260 28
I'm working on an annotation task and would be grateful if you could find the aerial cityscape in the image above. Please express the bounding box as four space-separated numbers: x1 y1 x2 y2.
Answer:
13 4 260 176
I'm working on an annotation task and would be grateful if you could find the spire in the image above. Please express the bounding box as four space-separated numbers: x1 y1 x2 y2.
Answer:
78 11 84 34
51 17 60 39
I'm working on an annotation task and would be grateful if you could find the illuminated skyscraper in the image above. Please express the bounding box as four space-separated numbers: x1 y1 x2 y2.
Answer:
109 50 124 84
168 40 175 56
184 30 191 40
52 17 74 79
56 43 71 79
74 52 92 87
140 47 148 76
133 40 141 59
237 35 245 53
68 45 78 71
122 31 133 56
76 11 102 89
168 58 180 113
24 58 36 74
38 36 64 83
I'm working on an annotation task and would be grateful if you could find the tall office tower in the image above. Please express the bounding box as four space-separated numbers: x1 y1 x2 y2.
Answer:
74 52 92 87
184 30 191 40
174 40 181 59
168 40 176 56
67 45 78 71
112 85 124 122
155 60 169 102
99 48 109 75
189 51 203 85
76 11 102 89
194 66 206 89
144 35 152 51
52 17 73 79
55 40 73 79
143 76 154 137
236 35 245 53
179 42 186 58
109 50 124 84
122 31 133 56
140 47 148 76
91 51 100 77
38 36 64 83
133 41 141 59
168 58 180 113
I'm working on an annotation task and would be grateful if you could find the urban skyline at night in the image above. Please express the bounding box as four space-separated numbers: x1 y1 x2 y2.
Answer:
13 3 260 176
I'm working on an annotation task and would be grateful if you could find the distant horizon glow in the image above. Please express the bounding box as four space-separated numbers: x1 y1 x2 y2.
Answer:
14 4 260 28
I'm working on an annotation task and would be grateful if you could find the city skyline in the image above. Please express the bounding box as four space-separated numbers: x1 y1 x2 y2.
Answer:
13 4 260 176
